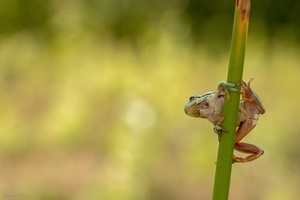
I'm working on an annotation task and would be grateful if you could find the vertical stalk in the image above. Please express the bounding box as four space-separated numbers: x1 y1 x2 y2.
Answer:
212 0 251 200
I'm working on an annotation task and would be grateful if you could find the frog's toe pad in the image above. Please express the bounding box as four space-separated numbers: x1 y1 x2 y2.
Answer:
213 125 228 134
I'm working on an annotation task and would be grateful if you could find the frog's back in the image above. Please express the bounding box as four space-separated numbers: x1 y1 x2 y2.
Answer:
250 88 265 114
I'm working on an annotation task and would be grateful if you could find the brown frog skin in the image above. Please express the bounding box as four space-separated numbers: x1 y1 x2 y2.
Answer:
184 77 265 163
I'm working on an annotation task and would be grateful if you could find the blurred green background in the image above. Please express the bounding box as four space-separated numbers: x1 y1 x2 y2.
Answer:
1 0 300 199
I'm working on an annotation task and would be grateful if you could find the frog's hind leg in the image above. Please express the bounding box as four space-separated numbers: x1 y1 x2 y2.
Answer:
233 119 264 163
233 142 264 163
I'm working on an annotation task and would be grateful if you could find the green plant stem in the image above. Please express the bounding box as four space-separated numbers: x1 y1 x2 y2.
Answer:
212 0 251 200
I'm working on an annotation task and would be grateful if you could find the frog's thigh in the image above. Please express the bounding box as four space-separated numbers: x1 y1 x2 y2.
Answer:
235 118 257 143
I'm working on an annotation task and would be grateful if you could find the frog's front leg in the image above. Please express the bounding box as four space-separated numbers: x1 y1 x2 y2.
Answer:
208 81 239 107
217 81 240 101
213 118 228 141
218 81 239 92
233 119 264 163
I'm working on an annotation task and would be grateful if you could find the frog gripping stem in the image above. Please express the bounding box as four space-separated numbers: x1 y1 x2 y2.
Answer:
217 81 241 101
213 117 228 142
217 81 239 92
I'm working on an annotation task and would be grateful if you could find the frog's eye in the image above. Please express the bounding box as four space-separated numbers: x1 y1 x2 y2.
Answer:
189 95 197 101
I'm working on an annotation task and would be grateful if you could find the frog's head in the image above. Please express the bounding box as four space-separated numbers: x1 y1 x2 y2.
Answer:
184 92 214 118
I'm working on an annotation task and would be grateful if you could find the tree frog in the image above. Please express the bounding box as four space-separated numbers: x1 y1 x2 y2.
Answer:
184 77 265 163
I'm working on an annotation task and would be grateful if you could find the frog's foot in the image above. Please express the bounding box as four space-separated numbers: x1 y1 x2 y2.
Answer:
232 155 257 163
214 118 228 141
232 155 243 163
218 81 241 100
245 76 254 87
